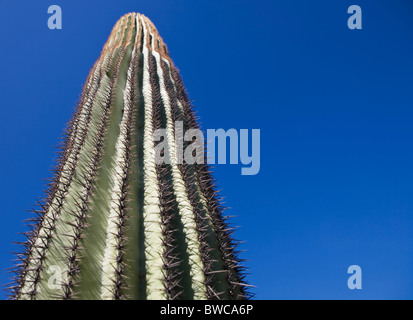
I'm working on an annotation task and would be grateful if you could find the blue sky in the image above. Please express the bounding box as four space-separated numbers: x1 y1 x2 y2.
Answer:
1 0 413 299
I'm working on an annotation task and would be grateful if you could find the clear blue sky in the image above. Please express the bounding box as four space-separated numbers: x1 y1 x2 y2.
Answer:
1 0 413 299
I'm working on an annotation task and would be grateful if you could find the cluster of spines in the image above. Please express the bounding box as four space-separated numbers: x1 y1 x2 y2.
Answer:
9 12 251 300
8 53 104 299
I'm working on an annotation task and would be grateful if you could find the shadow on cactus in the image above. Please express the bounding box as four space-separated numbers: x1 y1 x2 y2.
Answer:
9 12 251 300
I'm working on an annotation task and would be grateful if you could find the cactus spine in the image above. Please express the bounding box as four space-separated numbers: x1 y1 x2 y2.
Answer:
10 13 249 300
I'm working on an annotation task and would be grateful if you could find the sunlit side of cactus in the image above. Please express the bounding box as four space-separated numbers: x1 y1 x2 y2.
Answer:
10 13 249 300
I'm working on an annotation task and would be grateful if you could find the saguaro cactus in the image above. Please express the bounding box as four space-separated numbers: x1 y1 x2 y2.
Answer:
10 13 249 300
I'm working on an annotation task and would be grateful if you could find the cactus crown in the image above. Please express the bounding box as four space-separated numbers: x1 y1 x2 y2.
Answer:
9 12 250 300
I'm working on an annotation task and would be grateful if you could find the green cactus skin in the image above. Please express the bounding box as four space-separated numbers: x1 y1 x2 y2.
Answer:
10 13 249 300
